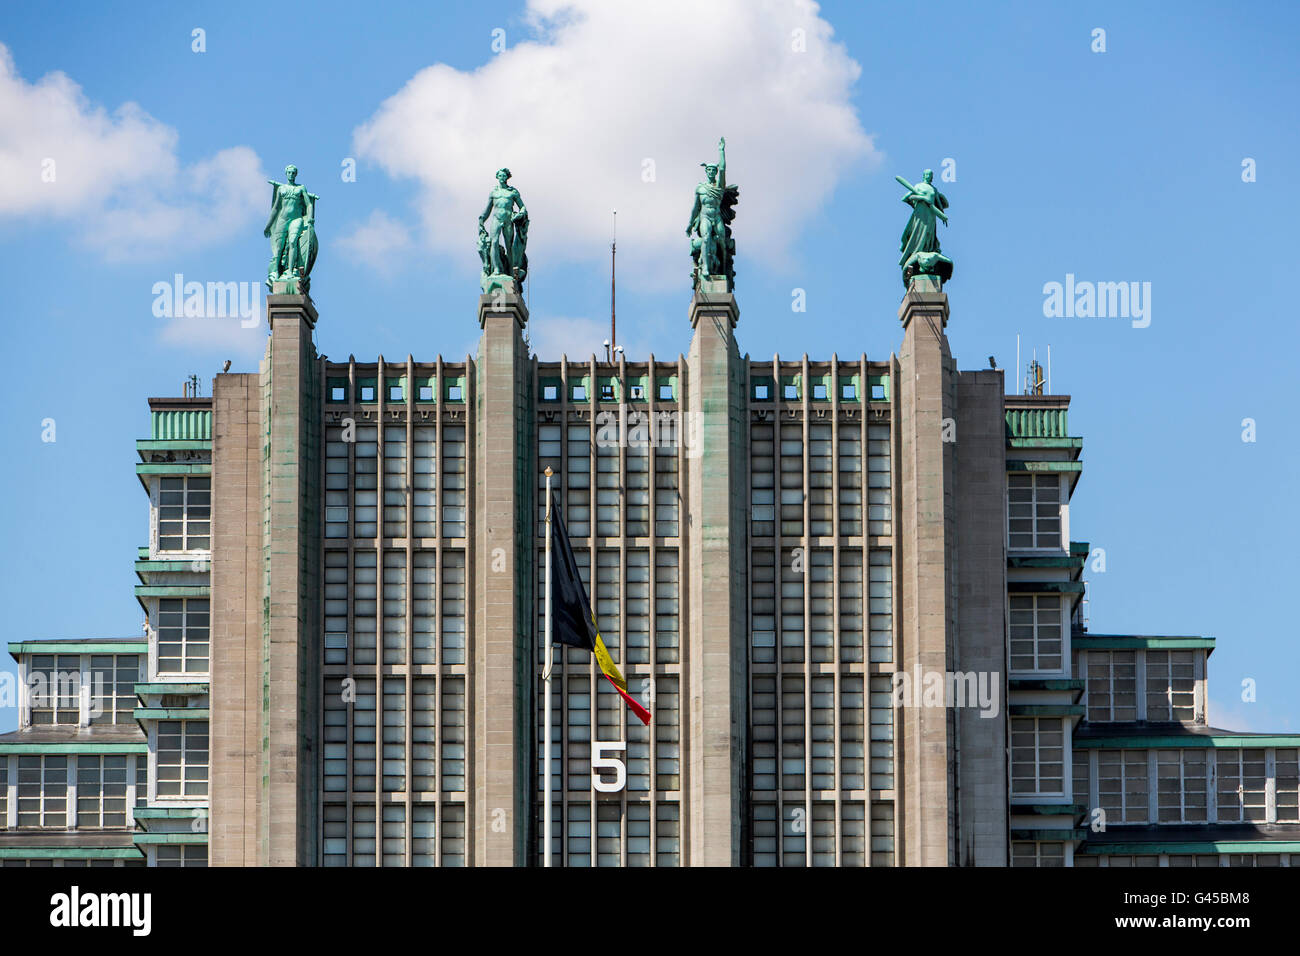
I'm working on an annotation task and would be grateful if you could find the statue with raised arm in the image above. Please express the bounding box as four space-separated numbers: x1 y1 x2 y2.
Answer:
478 167 528 294
896 168 952 288
686 136 739 293
264 164 319 293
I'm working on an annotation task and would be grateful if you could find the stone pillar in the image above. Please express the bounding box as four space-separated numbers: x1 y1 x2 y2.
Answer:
953 369 1009 865
259 293 322 866
210 372 262 865
683 283 748 866
471 288 533 866
895 280 957 866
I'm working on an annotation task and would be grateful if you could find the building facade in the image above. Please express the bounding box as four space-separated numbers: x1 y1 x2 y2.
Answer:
3 277 1297 866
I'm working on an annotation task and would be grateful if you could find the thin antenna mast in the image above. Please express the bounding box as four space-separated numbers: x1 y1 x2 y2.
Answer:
611 210 617 350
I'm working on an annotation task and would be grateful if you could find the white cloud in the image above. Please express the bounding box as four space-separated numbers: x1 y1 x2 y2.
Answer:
353 0 876 290
335 210 413 276
0 43 264 258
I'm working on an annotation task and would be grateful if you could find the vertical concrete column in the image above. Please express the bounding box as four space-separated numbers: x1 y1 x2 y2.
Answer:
684 284 748 866
472 290 533 866
210 372 263 865
260 293 322 866
953 369 1009 865
896 282 957 865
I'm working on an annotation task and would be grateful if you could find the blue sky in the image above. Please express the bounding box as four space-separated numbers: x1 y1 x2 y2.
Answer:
1 0 1296 734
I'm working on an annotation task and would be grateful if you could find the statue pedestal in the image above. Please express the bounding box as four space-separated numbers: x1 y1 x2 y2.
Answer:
481 273 520 296
907 274 944 295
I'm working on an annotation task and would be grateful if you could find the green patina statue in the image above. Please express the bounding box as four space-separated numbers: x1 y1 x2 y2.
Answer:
478 168 529 293
687 137 739 293
896 169 952 288
264 164 319 293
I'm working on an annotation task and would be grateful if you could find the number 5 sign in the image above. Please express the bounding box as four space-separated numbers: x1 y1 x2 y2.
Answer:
592 740 627 793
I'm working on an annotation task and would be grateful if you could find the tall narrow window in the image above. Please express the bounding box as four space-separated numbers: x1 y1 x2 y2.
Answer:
1007 473 1061 549
77 755 128 828
1009 594 1063 673
156 598 210 675
157 476 211 551
155 720 209 799
1086 651 1137 721
1011 717 1065 796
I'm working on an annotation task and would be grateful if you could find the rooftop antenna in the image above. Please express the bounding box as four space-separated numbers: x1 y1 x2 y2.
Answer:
610 209 617 352
1026 351 1045 396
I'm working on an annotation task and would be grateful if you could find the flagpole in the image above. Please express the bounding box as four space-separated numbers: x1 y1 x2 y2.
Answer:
543 467 554 867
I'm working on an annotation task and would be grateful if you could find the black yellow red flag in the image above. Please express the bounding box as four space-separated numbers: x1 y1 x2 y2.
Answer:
548 492 651 725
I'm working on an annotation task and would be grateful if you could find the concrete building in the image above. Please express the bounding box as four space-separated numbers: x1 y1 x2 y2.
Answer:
3 277 1297 866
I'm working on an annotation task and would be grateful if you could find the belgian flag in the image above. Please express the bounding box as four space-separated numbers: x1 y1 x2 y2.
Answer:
548 492 651 725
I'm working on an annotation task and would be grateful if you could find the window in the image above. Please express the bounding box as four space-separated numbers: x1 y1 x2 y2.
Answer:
330 386 346 401
629 384 644 400
156 720 209 799
812 382 827 400
89 654 139 725
542 384 558 401
441 425 467 537
1086 651 1137 721
155 845 206 867
1158 750 1208 823
383 429 407 538
571 384 587 401
783 383 798 400
1009 595 1063 673
1012 842 1065 867
1277 749 1299 823
599 383 616 401
1007 473 1061 549
867 424 891 535
1011 717 1065 796
754 383 768 400
658 383 673 401
1216 749 1266 823
419 385 435 401
157 476 211 551
1145 651 1196 721
1097 750 1148 823
157 598 210 674
411 425 437 537
27 654 80 725
870 382 886 400
388 384 403 402
360 385 376 402
842 383 856 400
447 384 463 401
77 756 128 828
17 756 67 827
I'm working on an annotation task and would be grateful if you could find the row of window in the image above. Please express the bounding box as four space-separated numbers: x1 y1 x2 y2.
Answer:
1075 747 1300 824
0 754 145 829
538 423 681 538
23 654 140 726
327 382 464 403
542 382 674 403
322 676 466 795
325 424 467 539
751 423 892 539
752 800 894 866
1082 649 1200 723
323 803 466 866
752 381 886 402
1016 844 1300 867
322 549 467 667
